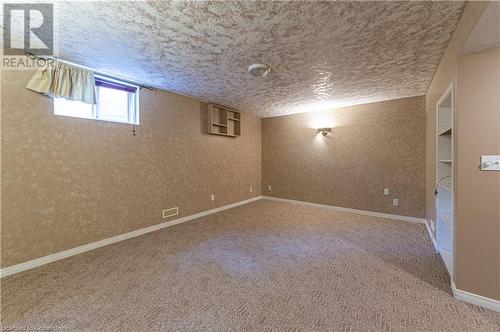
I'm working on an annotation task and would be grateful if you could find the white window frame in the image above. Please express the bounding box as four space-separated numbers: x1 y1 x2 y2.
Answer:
54 75 140 125
94 75 139 125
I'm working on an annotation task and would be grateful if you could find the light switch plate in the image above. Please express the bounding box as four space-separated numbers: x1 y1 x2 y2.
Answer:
480 155 500 171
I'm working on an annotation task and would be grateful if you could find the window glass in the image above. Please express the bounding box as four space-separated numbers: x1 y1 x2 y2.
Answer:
54 75 139 125
54 98 93 119
96 86 130 123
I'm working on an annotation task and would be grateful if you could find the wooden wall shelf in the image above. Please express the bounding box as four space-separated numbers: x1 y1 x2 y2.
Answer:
208 104 241 137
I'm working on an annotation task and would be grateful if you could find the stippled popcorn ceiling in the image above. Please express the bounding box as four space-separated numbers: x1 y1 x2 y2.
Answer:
53 1 465 117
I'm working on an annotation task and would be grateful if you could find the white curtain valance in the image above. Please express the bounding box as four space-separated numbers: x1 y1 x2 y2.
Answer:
26 61 96 104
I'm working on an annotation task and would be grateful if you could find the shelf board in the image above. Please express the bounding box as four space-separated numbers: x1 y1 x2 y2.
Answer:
438 128 452 136
211 132 237 138
212 123 227 127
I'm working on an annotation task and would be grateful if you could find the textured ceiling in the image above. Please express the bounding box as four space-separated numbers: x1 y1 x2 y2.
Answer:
54 1 466 117
461 1 500 55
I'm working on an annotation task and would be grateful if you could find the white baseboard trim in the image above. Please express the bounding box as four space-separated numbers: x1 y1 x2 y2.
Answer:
4 195 499 313
424 219 439 252
452 281 500 313
262 196 426 224
0 196 262 278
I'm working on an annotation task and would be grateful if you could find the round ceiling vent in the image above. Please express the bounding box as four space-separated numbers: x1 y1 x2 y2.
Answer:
248 63 271 79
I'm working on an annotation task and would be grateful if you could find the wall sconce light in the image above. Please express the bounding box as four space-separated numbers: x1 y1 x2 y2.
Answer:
317 128 332 136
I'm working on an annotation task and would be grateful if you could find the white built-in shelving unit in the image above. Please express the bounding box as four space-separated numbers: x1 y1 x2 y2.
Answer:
207 104 241 137
435 85 454 278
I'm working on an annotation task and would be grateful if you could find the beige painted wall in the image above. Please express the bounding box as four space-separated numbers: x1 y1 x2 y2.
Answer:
425 1 500 300
425 1 487 238
456 48 500 300
262 96 426 218
1 70 261 268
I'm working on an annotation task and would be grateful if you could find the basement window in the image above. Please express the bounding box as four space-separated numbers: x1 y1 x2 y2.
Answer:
54 76 139 125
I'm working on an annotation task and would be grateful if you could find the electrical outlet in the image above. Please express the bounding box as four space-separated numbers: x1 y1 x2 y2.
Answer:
384 188 390 196
392 199 399 206
268 185 272 191
430 219 435 232
249 187 253 193
210 194 215 201
162 207 179 219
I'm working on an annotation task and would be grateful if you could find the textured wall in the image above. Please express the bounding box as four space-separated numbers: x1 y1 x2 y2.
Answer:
456 48 500 300
262 96 426 218
1 70 261 268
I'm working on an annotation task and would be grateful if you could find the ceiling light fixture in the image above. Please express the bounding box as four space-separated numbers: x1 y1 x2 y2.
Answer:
248 63 271 79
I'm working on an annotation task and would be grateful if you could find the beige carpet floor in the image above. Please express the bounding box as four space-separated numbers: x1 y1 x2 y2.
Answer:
1 199 500 331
